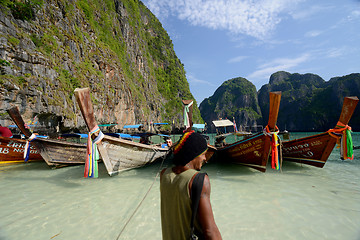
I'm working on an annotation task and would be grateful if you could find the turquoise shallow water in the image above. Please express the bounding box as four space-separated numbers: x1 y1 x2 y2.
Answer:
0 133 360 240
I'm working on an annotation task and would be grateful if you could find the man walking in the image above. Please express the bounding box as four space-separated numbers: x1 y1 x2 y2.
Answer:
160 131 222 240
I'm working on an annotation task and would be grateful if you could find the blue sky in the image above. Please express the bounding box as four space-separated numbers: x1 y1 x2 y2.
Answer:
142 0 360 104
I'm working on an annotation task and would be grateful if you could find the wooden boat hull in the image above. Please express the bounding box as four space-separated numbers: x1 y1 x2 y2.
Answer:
7 107 87 168
211 91 282 172
34 138 87 166
217 132 271 172
0 137 42 165
282 133 338 168
74 87 169 176
99 136 168 175
282 96 359 168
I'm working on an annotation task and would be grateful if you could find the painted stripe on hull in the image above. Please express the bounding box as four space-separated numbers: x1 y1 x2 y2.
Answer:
220 132 264 151
217 132 269 172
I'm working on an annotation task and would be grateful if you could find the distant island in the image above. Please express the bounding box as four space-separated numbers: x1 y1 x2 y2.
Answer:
200 71 360 132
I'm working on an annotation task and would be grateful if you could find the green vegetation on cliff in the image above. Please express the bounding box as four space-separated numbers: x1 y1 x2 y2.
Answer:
0 0 43 21
258 72 360 131
0 0 202 129
199 77 261 132
200 72 359 132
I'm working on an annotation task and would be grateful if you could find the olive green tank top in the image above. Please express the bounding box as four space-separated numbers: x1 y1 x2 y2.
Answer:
160 168 203 240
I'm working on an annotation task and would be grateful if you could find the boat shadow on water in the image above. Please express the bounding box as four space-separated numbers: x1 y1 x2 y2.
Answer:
271 161 317 176
207 161 316 178
0 163 85 188
202 162 261 183
0 161 50 172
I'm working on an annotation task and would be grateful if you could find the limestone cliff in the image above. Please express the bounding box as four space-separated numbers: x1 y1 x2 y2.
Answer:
258 72 360 131
199 77 262 133
200 72 360 132
0 0 202 135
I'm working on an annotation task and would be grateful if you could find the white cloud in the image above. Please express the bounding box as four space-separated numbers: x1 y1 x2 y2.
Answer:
143 0 304 39
325 47 347 58
187 74 217 86
347 9 360 21
228 55 248 63
290 4 333 20
305 30 323 38
310 46 352 60
330 7 360 29
247 53 311 80
352 9 360 16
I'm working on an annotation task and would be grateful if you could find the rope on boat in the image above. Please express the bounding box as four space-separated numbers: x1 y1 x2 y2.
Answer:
24 133 37 162
115 149 169 240
84 126 104 178
278 137 283 172
327 121 354 160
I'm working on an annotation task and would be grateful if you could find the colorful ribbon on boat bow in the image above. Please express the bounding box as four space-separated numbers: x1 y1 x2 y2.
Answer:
24 133 37 162
264 125 281 170
327 121 354 160
85 126 104 178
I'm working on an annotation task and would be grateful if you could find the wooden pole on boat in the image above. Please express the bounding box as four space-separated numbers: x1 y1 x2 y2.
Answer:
267 91 282 131
74 88 98 131
7 106 59 167
74 87 113 175
266 91 282 170
329 96 359 160
7 106 33 138
335 96 359 127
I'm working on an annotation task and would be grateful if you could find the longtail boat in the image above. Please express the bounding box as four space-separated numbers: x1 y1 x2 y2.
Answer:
215 91 282 172
282 96 359 167
0 136 42 165
74 87 169 176
7 107 87 168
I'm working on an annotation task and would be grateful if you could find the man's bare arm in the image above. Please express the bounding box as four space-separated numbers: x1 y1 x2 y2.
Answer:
197 175 222 240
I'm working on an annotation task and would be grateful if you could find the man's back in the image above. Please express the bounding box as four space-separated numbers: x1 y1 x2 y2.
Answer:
160 168 202 240
160 131 222 240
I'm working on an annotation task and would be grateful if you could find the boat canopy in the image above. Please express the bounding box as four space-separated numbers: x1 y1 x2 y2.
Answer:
8 124 37 128
132 132 156 137
36 135 49 139
158 133 171 138
193 124 205 129
192 124 205 132
61 133 88 138
133 132 171 138
104 133 140 139
98 123 117 127
123 124 143 129
212 119 233 127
